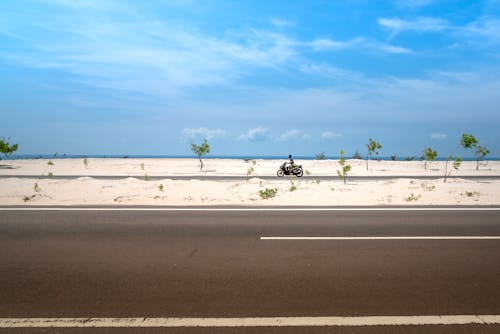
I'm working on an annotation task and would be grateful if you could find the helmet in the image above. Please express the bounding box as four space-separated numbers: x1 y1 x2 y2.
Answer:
288 154 292 159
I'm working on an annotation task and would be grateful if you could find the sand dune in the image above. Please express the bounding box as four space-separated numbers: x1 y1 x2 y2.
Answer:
0 159 499 206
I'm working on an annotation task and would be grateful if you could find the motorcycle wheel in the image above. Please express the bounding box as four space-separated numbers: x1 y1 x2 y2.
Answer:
295 169 303 177
277 170 284 177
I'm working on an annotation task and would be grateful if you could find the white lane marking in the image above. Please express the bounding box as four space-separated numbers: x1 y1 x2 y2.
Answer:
261 236 500 240
0 207 499 211
1 315 499 328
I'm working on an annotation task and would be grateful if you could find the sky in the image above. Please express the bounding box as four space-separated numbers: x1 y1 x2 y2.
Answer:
1 0 499 158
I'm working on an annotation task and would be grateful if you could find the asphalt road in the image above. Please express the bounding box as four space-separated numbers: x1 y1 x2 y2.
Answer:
1 209 500 333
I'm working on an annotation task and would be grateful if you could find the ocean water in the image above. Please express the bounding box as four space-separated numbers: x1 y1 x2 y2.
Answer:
4 154 499 161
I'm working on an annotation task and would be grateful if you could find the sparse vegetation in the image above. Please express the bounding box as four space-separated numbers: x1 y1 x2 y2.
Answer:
305 170 311 176
315 152 327 160
48 161 54 166
423 147 437 170
47 172 53 177
444 155 461 183
23 195 35 202
159 184 164 191
246 166 254 178
191 139 210 171
0 138 18 159
421 183 435 191
463 191 480 198
390 155 397 161
34 182 41 192
475 145 490 171
366 138 382 170
141 163 145 170
460 133 489 170
352 150 362 160
405 156 416 161
144 174 150 181
405 193 421 202
83 158 88 168
336 150 351 185
289 181 297 192
259 188 278 200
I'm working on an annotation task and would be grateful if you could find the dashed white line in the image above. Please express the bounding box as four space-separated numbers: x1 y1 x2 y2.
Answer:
260 236 500 240
1 315 500 328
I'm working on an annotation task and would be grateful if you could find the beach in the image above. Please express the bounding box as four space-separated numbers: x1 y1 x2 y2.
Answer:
0 158 499 206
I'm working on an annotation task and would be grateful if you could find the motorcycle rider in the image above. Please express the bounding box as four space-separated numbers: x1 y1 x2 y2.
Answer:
287 154 296 172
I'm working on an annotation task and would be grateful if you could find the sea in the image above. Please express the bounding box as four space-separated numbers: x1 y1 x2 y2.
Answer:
4 154 499 161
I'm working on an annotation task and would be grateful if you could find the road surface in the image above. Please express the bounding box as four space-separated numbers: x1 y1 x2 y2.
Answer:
1 208 500 333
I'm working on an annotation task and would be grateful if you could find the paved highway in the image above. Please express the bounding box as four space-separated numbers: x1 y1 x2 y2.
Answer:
1 208 500 333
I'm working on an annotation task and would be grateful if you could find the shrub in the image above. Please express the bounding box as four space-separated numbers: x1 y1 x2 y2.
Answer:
315 152 326 160
258 188 278 199
0 138 18 159
365 138 382 170
336 150 351 185
444 155 461 183
423 147 437 170
351 150 362 160
405 193 421 202
47 161 54 166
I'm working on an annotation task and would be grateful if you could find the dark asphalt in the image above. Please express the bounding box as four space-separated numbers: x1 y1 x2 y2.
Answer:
1 209 500 333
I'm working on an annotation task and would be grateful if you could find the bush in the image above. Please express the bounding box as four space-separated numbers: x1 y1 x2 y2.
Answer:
315 152 327 160
259 188 278 199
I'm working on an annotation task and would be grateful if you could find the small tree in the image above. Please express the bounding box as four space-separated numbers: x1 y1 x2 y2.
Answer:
475 145 490 171
365 138 382 170
460 133 478 150
0 138 18 160
444 155 461 183
337 150 351 185
191 139 210 171
423 147 437 171
460 133 490 170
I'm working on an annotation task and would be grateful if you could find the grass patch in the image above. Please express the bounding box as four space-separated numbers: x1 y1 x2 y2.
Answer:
259 188 278 200
404 193 421 202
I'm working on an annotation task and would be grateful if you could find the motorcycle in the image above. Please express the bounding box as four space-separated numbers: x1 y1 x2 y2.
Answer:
277 163 304 177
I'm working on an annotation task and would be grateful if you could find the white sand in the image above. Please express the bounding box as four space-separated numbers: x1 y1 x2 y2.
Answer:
0 158 499 206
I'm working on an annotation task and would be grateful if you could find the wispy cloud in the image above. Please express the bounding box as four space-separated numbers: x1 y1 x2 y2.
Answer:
237 127 270 142
270 18 295 28
308 38 363 51
277 129 308 141
396 0 435 8
463 17 500 39
378 17 449 35
321 131 342 139
431 133 447 140
182 127 225 140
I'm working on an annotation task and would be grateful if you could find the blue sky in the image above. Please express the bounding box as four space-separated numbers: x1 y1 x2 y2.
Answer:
1 0 499 157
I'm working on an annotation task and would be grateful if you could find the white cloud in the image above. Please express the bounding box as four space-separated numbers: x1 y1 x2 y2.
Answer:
396 0 435 8
464 17 500 39
182 127 225 140
270 18 294 28
378 17 449 34
431 133 447 140
321 131 342 139
309 38 363 51
237 127 270 141
277 129 308 141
